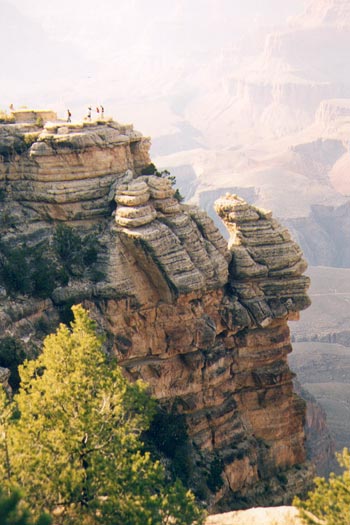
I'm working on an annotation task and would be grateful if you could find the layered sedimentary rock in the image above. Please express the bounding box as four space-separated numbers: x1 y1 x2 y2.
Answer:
0 117 150 222
0 116 312 510
114 175 229 296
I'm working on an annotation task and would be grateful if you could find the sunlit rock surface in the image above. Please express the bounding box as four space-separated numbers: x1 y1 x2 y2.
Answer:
206 506 303 525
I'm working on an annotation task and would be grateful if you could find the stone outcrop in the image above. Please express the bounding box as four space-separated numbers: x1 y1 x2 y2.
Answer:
215 194 310 327
0 117 150 222
206 506 303 525
114 175 229 296
11 109 57 124
0 114 313 511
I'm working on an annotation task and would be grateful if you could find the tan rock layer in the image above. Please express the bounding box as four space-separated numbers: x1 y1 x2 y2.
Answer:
113 176 229 294
215 194 310 328
0 121 151 221
87 289 311 509
93 194 312 508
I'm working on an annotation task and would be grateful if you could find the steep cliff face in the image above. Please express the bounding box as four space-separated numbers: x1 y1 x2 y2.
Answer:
287 201 350 267
293 379 336 477
0 115 312 510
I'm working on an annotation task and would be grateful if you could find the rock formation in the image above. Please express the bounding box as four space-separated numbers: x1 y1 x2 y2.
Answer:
0 116 149 222
0 113 312 511
205 506 303 525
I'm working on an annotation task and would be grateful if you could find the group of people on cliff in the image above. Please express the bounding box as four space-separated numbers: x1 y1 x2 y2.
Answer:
67 105 104 123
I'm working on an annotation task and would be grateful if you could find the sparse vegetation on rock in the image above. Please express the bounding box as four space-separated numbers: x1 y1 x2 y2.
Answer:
141 162 184 201
53 224 100 278
0 241 60 297
0 226 104 299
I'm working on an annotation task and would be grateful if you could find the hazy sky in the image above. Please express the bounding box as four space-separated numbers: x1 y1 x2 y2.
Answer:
0 0 306 128
4 0 306 63
7 0 305 29
17 2 304 51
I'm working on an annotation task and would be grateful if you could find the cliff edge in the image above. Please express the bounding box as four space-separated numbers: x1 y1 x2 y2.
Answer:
0 112 312 510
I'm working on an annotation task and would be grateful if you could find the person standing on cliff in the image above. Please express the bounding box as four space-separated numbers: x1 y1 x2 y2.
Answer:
87 106 92 121
67 109 72 123
100 105 104 119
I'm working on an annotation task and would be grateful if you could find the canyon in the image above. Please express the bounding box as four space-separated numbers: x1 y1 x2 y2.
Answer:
0 112 313 511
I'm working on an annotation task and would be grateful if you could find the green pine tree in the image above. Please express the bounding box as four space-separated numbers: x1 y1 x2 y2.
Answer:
0 305 203 525
294 448 350 525
0 489 51 525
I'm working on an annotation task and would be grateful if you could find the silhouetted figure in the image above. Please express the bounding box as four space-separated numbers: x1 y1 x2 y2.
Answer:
87 106 92 121
100 105 104 119
9 103 14 111
67 109 72 123
96 106 100 115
